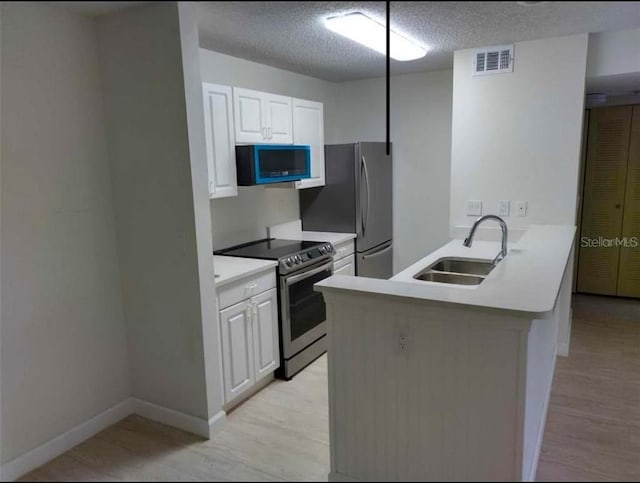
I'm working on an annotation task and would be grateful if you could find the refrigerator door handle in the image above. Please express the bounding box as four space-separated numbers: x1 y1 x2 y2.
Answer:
362 241 393 260
361 155 371 236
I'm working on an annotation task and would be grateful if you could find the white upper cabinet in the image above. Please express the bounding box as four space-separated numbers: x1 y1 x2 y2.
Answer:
293 98 325 189
202 83 237 199
264 93 293 144
233 88 293 144
233 87 267 144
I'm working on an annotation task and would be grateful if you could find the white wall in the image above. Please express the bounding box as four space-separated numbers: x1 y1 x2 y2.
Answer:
450 34 588 231
177 2 224 420
97 3 210 420
199 49 334 249
586 28 640 78
326 70 454 272
1 2 130 463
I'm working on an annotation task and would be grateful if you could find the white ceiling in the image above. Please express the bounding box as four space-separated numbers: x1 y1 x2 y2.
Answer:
197 1 640 81
53 1 640 82
48 1 146 17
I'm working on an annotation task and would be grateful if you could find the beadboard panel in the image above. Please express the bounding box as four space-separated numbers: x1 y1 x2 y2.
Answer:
325 295 535 481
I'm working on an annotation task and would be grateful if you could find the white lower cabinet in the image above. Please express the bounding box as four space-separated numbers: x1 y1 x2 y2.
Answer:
219 285 279 404
220 300 255 401
334 254 355 276
251 289 279 379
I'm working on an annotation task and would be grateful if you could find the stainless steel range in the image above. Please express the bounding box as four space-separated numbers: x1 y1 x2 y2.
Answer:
215 238 334 379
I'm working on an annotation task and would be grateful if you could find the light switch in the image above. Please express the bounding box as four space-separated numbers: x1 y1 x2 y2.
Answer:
516 201 528 217
497 200 510 217
466 200 483 216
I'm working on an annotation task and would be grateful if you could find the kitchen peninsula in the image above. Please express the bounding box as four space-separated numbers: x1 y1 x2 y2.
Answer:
316 225 575 482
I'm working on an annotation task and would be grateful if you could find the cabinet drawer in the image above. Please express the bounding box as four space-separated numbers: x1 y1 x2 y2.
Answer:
333 239 355 261
218 269 276 310
334 254 355 276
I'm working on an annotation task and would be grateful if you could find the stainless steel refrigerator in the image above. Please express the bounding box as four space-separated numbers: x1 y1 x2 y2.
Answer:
300 142 393 279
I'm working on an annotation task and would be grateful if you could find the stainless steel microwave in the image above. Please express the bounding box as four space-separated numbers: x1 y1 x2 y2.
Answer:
236 144 311 185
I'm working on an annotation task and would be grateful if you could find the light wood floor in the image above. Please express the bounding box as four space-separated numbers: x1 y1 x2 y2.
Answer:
21 294 639 482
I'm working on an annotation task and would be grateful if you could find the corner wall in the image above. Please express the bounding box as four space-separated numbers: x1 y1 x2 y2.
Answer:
97 3 211 421
450 34 589 231
1 2 130 464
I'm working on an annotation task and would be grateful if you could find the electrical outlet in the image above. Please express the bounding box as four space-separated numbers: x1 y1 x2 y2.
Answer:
396 331 410 354
466 200 483 216
497 200 510 217
516 201 528 217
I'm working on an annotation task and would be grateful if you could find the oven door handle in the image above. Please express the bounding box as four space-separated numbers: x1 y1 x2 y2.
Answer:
284 259 334 286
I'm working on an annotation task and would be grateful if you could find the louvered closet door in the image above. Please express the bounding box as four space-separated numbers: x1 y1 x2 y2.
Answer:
618 106 640 297
577 106 632 295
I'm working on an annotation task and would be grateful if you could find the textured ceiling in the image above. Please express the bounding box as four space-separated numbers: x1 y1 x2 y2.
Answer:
49 1 146 17
197 1 640 81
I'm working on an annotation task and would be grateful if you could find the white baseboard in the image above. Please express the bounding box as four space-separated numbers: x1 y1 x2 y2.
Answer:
208 410 226 435
0 399 134 482
131 398 211 439
1 398 227 481
525 351 557 482
557 341 569 357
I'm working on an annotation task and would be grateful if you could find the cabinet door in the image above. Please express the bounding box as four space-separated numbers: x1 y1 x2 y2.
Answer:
334 254 356 276
293 98 325 189
202 83 237 199
220 301 255 402
618 106 640 297
233 87 267 144
251 288 280 380
264 93 293 144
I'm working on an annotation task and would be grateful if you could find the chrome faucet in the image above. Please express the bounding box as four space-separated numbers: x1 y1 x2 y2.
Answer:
463 215 508 264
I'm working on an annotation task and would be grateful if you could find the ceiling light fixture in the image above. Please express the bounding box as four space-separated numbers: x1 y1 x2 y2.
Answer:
324 12 427 61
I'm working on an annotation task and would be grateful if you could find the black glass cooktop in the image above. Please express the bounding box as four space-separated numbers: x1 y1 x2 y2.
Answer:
215 238 324 260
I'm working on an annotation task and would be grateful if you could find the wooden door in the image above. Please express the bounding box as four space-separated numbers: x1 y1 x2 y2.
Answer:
577 106 632 295
264 93 293 144
202 83 237 199
618 106 640 297
220 300 255 402
233 87 266 144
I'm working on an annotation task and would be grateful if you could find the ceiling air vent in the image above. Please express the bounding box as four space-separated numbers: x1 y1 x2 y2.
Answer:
473 45 514 76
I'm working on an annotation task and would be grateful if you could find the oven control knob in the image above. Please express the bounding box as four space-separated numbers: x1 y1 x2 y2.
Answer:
295 255 302 264
325 244 333 253
285 257 293 267
319 246 326 254
307 251 313 258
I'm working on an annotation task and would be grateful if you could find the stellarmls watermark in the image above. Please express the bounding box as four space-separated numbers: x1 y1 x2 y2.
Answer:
581 237 639 248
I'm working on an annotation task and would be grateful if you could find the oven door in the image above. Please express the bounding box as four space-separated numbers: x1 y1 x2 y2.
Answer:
280 258 333 359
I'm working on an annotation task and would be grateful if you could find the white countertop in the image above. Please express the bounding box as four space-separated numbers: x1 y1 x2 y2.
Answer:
316 224 576 317
213 255 277 287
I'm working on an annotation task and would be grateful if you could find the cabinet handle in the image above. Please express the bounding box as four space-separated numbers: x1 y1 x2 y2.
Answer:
245 305 252 321
252 301 258 320
209 180 215 195
268 127 272 139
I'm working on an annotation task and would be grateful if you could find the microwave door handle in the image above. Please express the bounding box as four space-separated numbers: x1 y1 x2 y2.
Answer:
284 259 334 286
361 156 371 236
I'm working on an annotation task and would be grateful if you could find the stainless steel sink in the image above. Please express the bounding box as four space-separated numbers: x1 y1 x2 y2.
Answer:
429 257 495 276
414 271 485 285
413 256 496 286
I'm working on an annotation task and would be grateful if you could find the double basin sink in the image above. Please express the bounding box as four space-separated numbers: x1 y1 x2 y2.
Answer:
413 257 496 286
